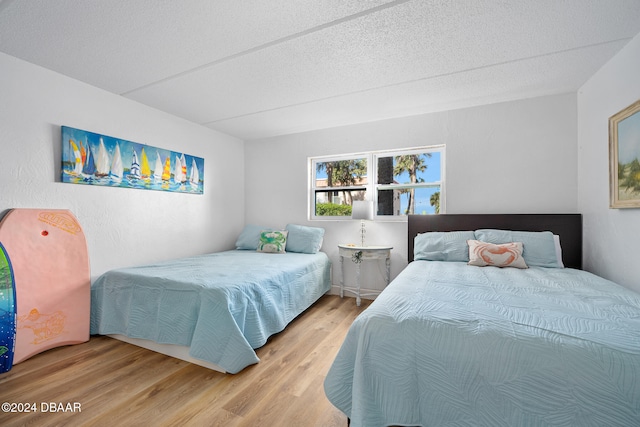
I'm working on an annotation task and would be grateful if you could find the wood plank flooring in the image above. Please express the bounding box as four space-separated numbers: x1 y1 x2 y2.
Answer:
0 294 371 427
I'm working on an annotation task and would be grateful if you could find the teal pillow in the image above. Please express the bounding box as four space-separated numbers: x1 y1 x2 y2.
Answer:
474 229 561 268
285 224 325 254
257 230 288 254
414 231 475 262
235 224 272 250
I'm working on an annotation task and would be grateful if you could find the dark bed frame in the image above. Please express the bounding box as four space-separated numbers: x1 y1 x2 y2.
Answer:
407 214 583 269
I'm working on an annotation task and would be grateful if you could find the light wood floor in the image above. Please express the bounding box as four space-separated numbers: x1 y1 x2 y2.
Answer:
0 294 371 427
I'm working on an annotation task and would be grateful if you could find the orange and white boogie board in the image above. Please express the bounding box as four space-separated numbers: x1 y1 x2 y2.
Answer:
0 209 90 364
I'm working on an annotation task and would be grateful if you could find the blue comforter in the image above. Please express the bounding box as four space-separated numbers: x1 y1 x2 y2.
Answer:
325 261 640 426
91 250 331 373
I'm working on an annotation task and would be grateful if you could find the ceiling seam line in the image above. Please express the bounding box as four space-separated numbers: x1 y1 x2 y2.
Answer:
201 36 632 125
121 0 412 96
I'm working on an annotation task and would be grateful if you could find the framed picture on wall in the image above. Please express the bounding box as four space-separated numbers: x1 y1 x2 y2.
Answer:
61 126 204 195
609 99 640 209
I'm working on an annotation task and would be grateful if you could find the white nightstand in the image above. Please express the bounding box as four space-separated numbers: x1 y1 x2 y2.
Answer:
338 244 393 306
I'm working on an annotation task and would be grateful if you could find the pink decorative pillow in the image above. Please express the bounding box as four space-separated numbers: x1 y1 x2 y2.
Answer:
467 240 528 269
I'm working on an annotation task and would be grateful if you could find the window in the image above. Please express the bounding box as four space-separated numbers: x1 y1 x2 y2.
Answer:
312 155 368 217
309 146 444 220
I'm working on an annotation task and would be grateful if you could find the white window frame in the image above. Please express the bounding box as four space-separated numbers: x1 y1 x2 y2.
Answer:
309 152 369 220
308 145 445 221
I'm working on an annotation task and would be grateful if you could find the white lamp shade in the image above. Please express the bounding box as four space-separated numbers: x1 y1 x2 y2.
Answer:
352 200 374 220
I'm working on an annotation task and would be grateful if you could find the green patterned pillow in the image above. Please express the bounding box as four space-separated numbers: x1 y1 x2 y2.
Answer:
257 230 288 254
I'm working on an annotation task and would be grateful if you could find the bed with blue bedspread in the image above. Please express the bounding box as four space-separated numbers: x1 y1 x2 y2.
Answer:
91 224 331 374
324 214 640 426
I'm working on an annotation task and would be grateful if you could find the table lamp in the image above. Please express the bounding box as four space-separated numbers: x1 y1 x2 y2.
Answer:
351 200 374 246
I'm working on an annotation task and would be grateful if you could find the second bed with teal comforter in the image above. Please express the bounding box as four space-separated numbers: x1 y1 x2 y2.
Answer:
91 250 331 373
325 261 640 426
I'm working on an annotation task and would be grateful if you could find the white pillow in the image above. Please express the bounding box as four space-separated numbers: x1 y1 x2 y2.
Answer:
467 240 528 269
257 230 288 254
474 229 559 268
553 234 565 268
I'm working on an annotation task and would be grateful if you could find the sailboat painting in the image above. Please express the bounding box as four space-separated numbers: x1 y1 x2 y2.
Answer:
61 126 204 194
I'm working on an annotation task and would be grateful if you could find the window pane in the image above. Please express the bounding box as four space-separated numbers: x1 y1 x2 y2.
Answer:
315 190 367 216
315 158 367 188
377 186 441 216
377 152 440 185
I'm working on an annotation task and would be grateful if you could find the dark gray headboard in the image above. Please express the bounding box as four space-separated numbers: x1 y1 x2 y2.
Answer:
408 214 583 269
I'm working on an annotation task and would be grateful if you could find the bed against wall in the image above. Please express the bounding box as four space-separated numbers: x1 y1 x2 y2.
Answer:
91 223 330 374
325 214 640 426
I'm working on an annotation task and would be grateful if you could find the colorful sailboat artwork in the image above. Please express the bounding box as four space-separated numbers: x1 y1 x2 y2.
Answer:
68 139 83 175
173 154 184 184
171 153 189 185
82 141 96 178
189 158 200 190
140 148 151 181
61 126 204 194
128 149 141 181
94 138 110 178
180 154 187 184
153 152 163 182
162 156 171 181
109 143 124 184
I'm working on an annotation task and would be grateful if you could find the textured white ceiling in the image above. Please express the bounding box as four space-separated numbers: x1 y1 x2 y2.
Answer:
1 0 640 141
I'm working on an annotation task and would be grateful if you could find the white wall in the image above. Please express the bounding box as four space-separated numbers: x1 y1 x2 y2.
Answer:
578 34 640 292
245 93 578 293
0 52 245 281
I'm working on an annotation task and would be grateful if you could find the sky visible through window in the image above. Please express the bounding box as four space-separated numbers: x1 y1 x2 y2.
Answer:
390 152 441 214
